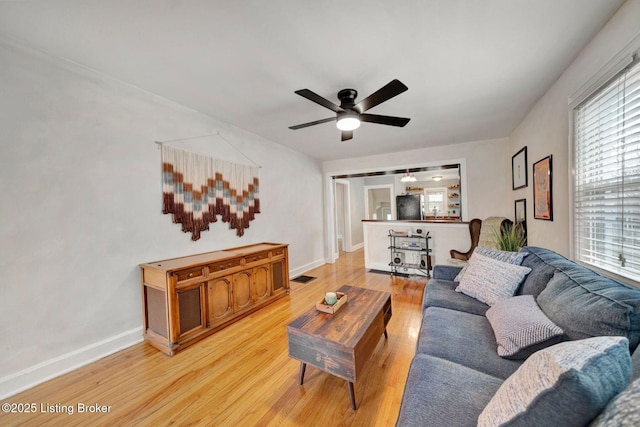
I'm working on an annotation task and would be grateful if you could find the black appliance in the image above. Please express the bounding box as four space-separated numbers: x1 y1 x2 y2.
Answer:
396 194 423 220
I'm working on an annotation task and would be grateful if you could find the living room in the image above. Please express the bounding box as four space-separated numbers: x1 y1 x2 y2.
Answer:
1 1 640 425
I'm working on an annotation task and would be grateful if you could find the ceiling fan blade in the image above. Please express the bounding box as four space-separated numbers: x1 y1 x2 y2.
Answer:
355 79 408 113
341 130 353 141
294 89 344 113
360 113 411 127
289 117 336 130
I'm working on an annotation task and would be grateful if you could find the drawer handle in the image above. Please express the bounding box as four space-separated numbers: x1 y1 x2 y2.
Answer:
188 272 194 277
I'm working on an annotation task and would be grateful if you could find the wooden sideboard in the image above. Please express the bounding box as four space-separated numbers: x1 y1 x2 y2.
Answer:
140 242 290 355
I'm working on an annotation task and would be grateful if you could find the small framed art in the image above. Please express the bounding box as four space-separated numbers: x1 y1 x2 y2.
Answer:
514 198 527 244
533 155 553 221
512 146 527 190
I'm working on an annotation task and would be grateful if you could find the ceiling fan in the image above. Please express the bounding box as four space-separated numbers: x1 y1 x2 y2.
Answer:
289 79 410 141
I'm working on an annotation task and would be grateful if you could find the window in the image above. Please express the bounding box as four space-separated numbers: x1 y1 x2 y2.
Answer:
425 188 446 217
573 55 640 282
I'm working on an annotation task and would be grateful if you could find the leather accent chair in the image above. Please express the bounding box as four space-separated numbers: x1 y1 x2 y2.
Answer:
450 217 513 261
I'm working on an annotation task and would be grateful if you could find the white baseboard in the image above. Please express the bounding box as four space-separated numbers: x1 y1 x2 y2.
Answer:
349 242 364 251
0 327 143 400
289 258 326 279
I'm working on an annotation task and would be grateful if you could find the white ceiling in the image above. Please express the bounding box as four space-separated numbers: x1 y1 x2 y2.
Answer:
0 0 623 161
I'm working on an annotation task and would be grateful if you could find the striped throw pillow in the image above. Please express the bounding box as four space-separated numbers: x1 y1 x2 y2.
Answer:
486 295 564 359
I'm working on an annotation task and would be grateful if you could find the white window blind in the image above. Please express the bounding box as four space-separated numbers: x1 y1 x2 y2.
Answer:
574 56 640 282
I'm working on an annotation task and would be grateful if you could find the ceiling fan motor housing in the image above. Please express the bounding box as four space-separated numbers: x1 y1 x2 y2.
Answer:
338 89 358 110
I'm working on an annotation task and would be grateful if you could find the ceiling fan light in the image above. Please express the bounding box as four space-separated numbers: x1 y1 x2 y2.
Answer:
336 111 361 131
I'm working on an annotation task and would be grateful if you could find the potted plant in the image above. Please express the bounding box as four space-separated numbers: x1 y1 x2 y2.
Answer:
495 223 527 252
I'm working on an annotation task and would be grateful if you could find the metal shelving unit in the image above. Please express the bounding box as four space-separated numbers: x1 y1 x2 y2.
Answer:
388 231 432 278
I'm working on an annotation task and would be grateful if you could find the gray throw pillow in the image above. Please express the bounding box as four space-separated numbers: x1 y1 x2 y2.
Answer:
454 246 527 282
486 295 564 359
455 252 531 306
590 377 640 426
478 336 632 427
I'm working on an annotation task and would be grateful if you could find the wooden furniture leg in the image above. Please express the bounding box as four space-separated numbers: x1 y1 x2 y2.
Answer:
298 362 307 385
347 381 356 410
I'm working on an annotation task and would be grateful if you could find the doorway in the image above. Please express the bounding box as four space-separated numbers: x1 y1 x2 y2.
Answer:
334 179 352 257
364 184 395 220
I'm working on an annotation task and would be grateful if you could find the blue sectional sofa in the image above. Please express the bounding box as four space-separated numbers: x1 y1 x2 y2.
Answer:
396 246 640 426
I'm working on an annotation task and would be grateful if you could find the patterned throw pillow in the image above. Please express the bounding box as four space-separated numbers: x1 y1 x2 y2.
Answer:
486 295 564 359
454 247 528 282
455 252 531 306
590 377 640 426
478 337 632 427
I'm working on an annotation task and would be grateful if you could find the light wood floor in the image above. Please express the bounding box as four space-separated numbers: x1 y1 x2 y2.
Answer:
1 249 426 426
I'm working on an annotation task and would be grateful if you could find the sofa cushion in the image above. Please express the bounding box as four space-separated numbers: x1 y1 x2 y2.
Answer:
633 347 640 382
423 279 489 315
433 264 463 281
486 295 564 359
454 246 528 282
478 337 632 427
517 246 558 297
537 269 640 352
590 377 640 427
455 252 531 306
396 354 503 427
417 307 521 379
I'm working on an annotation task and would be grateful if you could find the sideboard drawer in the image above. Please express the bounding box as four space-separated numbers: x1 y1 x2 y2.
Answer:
174 267 204 284
245 251 270 264
208 258 242 273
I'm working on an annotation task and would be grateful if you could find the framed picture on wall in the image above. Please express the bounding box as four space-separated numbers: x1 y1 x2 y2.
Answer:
512 146 528 190
533 155 553 220
514 198 527 245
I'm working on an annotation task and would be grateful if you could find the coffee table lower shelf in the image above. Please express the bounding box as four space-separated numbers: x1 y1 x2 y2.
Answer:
286 285 392 410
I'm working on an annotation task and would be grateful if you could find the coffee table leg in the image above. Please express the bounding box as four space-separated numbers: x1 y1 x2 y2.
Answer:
347 381 357 410
298 362 307 385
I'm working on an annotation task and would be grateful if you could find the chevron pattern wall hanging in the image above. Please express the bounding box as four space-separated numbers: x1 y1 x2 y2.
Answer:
161 144 260 240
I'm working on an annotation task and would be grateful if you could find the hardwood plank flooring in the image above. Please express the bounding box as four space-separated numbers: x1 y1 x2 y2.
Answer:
1 249 425 426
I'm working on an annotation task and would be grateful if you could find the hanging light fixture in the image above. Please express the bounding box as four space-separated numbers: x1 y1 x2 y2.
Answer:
336 110 361 131
401 171 417 182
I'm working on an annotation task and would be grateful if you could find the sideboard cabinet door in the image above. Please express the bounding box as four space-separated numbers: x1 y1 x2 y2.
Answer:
233 270 253 312
271 259 286 294
176 284 206 339
253 264 271 302
208 276 233 326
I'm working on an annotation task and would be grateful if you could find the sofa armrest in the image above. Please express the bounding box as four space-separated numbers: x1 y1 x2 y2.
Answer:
433 265 463 281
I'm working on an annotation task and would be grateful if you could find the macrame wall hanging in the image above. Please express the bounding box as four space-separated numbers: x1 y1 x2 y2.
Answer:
157 133 260 241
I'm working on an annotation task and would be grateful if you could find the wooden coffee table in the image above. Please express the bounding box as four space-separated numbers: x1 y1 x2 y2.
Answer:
286 285 392 410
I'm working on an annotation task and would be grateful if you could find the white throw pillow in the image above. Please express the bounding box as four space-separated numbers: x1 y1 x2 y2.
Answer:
454 246 527 282
454 252 531 306
478 336 632 427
